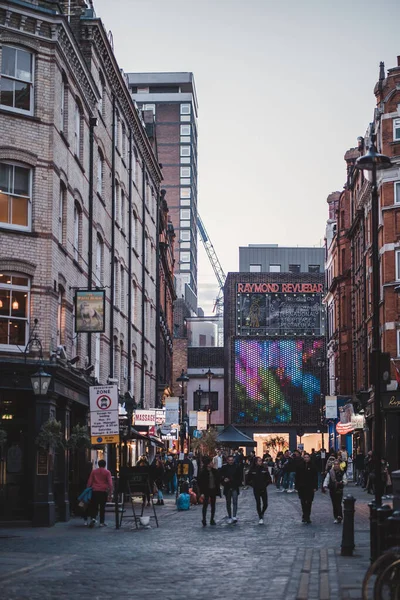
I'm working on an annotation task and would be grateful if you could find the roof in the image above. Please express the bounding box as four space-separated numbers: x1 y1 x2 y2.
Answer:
216 425 256 447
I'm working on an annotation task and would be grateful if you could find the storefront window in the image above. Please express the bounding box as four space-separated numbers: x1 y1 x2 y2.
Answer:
0 272 30 348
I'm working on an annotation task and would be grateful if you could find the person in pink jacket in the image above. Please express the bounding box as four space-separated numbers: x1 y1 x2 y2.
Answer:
87 460 113 527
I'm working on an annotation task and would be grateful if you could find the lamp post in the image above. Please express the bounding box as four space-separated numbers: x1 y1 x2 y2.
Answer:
355 132 392 509
205 368 214 428
176 369 189 453
31 367 52 397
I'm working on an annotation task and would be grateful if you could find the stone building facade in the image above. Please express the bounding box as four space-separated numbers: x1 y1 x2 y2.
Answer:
0 0 162 524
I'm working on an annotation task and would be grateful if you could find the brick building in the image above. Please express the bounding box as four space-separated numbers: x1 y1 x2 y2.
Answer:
0 0 163 524
326 57 400 471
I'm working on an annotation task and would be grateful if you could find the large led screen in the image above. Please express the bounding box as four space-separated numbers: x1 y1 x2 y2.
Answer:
233 338 324 426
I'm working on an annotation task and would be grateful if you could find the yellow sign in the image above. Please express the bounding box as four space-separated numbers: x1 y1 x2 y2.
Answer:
91 434 120 444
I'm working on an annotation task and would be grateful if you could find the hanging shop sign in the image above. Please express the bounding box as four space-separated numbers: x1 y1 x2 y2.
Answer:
133 409 156 426
89 384 120 444
197 411 208 431
75 290 105 333
189 411 198 428
325 396 338 419
155 409 166 425
165 397 180 426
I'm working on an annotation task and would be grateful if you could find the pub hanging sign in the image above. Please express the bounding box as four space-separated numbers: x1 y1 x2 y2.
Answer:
75 290 105 333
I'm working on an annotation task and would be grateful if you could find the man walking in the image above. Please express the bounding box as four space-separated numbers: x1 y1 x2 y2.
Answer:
220 454 242 524
87 459 113 528
246 457 272 524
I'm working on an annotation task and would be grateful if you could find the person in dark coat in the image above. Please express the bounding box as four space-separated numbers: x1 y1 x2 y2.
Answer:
151 457 165 505
246 457 272 525
295 453 318 524
220 455 242 523
198 456 221 526
323 459 348 523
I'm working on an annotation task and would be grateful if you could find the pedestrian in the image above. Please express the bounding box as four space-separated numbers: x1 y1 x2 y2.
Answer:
164 454 177 494
220 454 242 524
198 456 221 526
87 459 113 528
295 453 318 524
246 457 272 525
212 449 223 471
354 448 365 486
274 451 284 490
323 459 347 523
151 456 165 505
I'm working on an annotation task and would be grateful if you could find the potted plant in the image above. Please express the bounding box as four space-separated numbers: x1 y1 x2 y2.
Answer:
68 424 91 450
36 418 66 450
191 428 218 457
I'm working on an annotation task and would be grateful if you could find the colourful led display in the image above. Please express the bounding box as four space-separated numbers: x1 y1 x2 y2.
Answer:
233 338 324 425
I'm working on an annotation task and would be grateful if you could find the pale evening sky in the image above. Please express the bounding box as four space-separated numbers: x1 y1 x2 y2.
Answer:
94 0 400 314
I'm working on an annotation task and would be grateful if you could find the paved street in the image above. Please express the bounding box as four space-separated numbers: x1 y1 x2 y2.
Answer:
0 484 379 600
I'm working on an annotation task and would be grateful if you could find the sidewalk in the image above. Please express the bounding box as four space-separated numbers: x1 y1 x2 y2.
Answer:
0 483 377 600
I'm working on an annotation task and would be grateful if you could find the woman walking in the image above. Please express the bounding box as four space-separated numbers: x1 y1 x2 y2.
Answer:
198 456 221 526
323 459 347 523
295 453 318 524
87 459 113 528
246 457 272 525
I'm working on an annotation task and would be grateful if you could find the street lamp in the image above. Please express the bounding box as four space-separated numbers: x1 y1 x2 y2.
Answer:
31 367 52 396
176 369 189 452
205 368 214 428
355 131 392 509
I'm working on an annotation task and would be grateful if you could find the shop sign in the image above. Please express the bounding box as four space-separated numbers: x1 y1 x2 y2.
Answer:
165 398 180 426
197 411 208 431
351 414 365 429
89 385 119 444
134 409 156 426
382 392 400 410
325 396 338 419
155 409 165 425
189 411 198 427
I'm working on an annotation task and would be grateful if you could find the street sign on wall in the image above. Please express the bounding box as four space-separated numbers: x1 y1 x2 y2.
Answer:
325 396 338 419
89 385 120 444
165 397 180 426
133 409 156 426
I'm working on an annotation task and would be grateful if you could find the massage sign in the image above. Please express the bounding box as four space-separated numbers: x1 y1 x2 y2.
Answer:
236 282 325 336
89 384 120 444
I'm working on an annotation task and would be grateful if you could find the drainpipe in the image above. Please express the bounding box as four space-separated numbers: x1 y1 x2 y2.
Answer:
87 115 97 365
155 190 163 408
140 161 146 408
109 96 116 379
127 129 133 395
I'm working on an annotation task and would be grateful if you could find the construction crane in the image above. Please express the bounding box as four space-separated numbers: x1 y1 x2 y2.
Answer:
197 214 226 346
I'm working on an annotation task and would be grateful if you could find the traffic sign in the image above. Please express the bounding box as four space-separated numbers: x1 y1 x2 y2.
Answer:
89 385 120 444
193 429 202 439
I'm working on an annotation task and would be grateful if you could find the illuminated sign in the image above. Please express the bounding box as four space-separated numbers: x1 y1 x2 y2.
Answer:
237 283 323 294
233 338 324 426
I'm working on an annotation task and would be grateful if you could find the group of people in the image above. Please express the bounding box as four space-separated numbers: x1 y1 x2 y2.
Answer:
354 449 392 496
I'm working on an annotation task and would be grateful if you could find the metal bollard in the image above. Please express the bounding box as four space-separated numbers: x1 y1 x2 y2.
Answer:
376 505 393 556
385 510 400 550
369 501 377 563
341 494 356 556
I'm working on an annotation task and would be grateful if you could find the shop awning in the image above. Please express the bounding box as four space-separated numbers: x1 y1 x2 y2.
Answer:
216 424 257 447
128 428 149 442
147 435 165 448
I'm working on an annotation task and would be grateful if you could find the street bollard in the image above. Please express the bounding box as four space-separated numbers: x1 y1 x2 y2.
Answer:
369 501 377 563
385 510 400 550
376 505 393 556
341 494 356 556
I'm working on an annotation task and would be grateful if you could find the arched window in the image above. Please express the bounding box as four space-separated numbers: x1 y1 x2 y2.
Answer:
120 265 125 313
74 98 83 159
97 149 104 196
73 202 82 262
95 234 103 285
57 286 65 346
60 73 68 134
58 182 66 243
0 45 34 115
0 161 32 231
121 188 125 231
120 340 125 392
0 272 30 348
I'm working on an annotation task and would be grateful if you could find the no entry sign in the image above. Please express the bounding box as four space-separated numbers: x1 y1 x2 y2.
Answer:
89 385 120 444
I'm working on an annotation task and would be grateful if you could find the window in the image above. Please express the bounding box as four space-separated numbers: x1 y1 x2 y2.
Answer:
97 150 103 196
0 273 30 348
60 77 68 133
57 287 64 346
180 124 191 136
0 162 31 230
193 391 218 412
180 166 191 178
199 334 207 347
396 250 400 281
395 181 400 204
394 118 400 141
180 198 190 206
308 265 320 273
270 264 281 273
180 146 191 157
181 104 191 115
114 110 120 149
74 100 82 158
121 123 126 160
180 209 190 220
249 264 261 272
180 230 190 241
133 211 139 250
180 241 190 249
0 46 34 114
95 235 103 285
58 183 66 243
121 189 125 230
115 180 120 223
73 203 81 262
289 264 301 273
120 266 125 312
180 188 191 198
181 252 190 263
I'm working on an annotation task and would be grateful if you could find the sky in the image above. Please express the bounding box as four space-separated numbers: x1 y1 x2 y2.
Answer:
94 0 400 314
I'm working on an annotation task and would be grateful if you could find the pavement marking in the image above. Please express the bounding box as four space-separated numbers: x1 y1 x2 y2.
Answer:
319 548 330 599
0 554 75 583
297 548 313 600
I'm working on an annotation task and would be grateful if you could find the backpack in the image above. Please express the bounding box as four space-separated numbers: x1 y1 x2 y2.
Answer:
177 493 190 511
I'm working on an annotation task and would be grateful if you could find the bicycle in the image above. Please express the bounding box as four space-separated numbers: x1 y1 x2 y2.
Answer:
362 546 400 599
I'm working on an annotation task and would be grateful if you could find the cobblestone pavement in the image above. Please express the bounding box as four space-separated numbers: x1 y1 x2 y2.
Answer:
0 484 382 600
